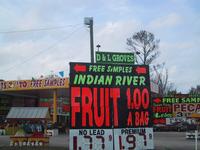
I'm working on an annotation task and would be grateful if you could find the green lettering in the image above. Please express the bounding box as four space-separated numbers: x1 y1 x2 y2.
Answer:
126 76 132 85
132 76 138 86
105 76 113 85
115 76 122 86
181 98 185 103
102 54 106 61
73 74 79 84
113 67 119 73
122 76 126 86
78 74 86 84
98 75 105 85
94 75 99 84
107 54 111 61
86 75 93 85
96 53 101 62
191 98 196 103
139 76 145 86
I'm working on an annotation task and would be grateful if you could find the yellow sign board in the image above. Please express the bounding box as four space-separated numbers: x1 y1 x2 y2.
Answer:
0 78 69 91
173 103 200 118
188 113 200 118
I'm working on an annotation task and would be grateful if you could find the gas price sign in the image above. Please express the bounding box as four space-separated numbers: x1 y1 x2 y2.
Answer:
69 129 113 150
114 128 153 150
69 63 153 150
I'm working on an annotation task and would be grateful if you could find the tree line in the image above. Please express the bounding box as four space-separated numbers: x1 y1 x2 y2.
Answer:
126 30 197 96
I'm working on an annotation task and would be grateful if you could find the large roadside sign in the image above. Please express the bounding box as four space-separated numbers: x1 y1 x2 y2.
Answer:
69 62 153 150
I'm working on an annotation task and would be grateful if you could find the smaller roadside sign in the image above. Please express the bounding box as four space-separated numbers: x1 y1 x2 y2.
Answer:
70 129 113 150
153 96 200 122
173 103 200 118
96 51 135 64
152 97 173 124
114 128 154 150
0 78 69 91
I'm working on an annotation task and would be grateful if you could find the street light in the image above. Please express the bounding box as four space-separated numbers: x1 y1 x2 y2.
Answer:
135 51 140 64
96 44 101 51
84 17 94 63
136 51 140 55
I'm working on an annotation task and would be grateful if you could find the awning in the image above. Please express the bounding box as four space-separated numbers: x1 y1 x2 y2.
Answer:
6 107 50 120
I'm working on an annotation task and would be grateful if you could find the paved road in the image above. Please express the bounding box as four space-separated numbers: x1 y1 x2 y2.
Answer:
0 132 200 150
154 131 200 150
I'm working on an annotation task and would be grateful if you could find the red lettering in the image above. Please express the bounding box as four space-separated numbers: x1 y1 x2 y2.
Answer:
127 88 131 109
71 87 120 128
105 88 110 126
173 104 180 112
181 104 187 111
71 87 81 127
142 88 149 109
196 104 200 112
82 87 93 127
157 106 161 112
133 88 141 109
111 88 120 127
135 112 140 126
188 104 195 112
135 111 149 126
127 112 133 126
127 88 150 110
19 81 27 88
94 88 104 127
153 106 172 113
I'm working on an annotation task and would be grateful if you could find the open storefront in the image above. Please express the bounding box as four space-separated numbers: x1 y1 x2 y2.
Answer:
0 78 70 135
6 107 50 146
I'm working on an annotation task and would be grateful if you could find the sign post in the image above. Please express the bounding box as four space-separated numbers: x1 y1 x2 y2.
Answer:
195 130 198 150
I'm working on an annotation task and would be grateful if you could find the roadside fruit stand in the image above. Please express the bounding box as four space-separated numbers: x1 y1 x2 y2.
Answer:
10 132 49 146
6 107 50 146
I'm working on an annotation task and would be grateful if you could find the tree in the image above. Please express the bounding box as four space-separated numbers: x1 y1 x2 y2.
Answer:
189 85 200 95
127 30 176 96
127 30 160 65
152 63 176 96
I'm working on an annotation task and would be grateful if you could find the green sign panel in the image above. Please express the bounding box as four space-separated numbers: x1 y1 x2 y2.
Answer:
96 51 135 64
162 97 200 104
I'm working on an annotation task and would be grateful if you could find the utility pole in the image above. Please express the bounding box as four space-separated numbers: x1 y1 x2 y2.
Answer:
84 17 94 63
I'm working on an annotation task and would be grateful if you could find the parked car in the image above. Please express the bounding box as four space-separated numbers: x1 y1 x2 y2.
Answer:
175 122 197 132
153 124 170 131
154 122 197 132
175 122 188 132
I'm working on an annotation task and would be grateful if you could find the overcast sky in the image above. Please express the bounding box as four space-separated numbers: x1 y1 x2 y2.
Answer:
0 0 199 93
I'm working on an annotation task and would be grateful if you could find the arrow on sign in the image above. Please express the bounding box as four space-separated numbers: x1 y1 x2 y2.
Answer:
153 98 161 104
74 64 87 72
135 66 147 74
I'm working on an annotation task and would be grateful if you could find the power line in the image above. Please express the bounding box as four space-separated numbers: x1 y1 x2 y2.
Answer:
0 24 81 34
0 25 83 74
